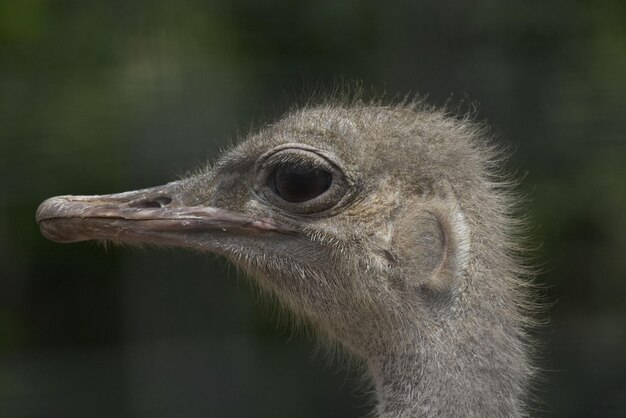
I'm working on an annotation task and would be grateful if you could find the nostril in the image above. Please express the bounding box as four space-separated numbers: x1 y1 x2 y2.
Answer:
154 196 172 207
130 196 173 208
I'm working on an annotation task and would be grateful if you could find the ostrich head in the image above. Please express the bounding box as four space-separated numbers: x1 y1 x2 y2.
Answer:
37 103 534 417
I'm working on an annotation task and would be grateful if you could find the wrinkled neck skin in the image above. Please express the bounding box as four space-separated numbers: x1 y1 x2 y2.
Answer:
366 307 527 418
324 268 529 418
302 273 529 417
272 251 531 417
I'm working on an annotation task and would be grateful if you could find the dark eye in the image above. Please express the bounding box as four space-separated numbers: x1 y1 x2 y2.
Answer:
269 164 332 203
256 147 352 215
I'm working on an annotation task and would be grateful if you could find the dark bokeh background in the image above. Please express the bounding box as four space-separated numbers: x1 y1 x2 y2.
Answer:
1 1 625 417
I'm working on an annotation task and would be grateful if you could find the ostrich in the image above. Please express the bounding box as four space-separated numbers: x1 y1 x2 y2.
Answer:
36 101 535 417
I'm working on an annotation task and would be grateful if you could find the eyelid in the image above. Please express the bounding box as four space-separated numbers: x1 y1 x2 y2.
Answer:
259 150 333 171
255 143 345 171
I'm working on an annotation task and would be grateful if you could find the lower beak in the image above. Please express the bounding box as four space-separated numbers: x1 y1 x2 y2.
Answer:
36 182 291 248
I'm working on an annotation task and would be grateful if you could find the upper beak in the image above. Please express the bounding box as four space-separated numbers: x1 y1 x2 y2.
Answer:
36 181 292 249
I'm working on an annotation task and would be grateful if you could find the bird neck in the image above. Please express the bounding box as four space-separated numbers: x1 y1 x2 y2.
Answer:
366 311 528 417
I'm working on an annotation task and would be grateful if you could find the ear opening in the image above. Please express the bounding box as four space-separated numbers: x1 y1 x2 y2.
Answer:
390 191 471 294
427 199 471 291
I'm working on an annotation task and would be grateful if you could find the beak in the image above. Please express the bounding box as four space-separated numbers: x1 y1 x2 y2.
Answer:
36 181 292 249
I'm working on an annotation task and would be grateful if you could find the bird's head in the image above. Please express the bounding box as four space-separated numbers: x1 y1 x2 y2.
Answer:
37 104 497 357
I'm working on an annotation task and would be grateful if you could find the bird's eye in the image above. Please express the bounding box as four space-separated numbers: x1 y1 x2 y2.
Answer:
269 164 332 203
256 146 354 215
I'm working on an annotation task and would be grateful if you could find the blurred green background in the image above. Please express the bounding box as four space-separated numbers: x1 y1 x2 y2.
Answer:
1 0 625 417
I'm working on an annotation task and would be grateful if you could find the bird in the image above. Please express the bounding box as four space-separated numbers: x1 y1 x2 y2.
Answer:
36 99 536 417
